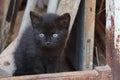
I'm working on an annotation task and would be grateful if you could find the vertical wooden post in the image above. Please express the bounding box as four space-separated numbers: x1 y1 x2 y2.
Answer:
84 0 96 70
0 0 5 52
47 0 59 13
1 0 22 51
106 0 120 79
0 39 17 76
17 0 37 43
57 0 81 33
0 0 37 77
1 0 10 50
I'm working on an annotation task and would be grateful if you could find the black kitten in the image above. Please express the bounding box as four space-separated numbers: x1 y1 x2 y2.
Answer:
13 11 70 76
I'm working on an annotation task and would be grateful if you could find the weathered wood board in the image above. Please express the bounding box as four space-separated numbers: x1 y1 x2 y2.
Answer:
1 0 10 50
0 39 17 76
57 0 81 33
1 0 22 51
47 0 59 13
106 0 120 79
0 0 38 77
0 65 112 80
57 0 96 70
84 0 96 70
57 0 81 70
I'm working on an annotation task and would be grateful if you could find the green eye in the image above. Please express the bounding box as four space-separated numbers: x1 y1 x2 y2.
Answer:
39 33 44 37
53 33 58 37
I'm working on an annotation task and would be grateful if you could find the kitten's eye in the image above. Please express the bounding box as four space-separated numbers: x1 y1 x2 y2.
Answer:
39 33 45 37
52 33 58 38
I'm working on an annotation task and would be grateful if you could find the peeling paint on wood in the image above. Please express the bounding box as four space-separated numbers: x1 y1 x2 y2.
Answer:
106 0 120 79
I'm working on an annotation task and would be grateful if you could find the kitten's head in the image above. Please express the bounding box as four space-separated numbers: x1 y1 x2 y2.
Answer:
30 11 70 48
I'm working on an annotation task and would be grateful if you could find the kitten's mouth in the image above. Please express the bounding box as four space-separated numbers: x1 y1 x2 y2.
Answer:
43 42 55 48
45 42 51 46
43 45 55 49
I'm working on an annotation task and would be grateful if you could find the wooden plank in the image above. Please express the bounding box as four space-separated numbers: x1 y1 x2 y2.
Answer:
0 0 5 52
84 0 96 70
17 0 37 41
0 0 38 77
8 0 22 40
106 0 120 79
57 0 81 33
47 0 59 13
0 39 17 77
1 0 23 50
106 0 114 72
57 0 81 70
1 0 15 50
1 0 10 50
0 65 112 80
94 65 112 80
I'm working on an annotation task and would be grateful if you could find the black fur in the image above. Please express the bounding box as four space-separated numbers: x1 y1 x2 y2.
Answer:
13 11 70 76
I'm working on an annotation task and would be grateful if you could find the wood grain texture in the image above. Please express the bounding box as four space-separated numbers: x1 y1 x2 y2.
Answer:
1 0 10 50
106 0 120 79
0 65 112 80
0 0 37 77
84 0 96 70
57 0 81 33
57 0 81 68
0 39 17 77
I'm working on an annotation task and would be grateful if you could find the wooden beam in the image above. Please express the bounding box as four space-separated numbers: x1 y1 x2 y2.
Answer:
47 0 59 13
17 0 37 40
57 0 81 70
106 0 120 79
0 65 112 80
1 0 10 50
0 39 17 77
57 0 81 33
8 0 23 40
0 0 5 52
0 0 38 77
84 0 96 70
1 0 22 50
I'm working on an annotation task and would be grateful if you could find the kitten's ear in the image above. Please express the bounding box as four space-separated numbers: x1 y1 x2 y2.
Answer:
57 13 70 28
30 11 43 25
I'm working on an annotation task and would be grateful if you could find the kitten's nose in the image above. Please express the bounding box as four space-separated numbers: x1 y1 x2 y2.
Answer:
45 42 50 46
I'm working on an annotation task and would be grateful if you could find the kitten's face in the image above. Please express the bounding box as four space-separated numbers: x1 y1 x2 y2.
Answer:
30 11 70 48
